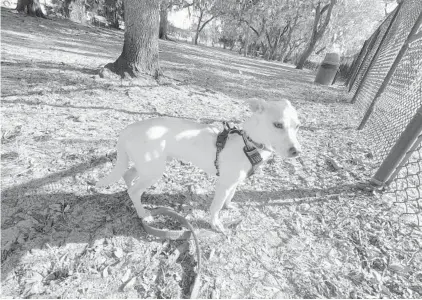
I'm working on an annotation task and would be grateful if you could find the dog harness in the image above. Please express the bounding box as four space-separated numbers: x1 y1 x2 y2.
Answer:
214 121 266 177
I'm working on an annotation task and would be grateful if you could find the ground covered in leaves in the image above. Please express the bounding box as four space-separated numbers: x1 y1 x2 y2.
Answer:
1 7 421 299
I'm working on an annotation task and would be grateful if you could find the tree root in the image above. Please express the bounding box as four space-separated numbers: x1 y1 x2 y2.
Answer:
100 55 161 81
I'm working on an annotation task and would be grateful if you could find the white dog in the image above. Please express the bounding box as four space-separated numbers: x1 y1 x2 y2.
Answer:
96 99 301 232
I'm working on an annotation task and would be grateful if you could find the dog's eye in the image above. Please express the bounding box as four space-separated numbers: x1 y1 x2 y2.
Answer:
273 122 284 129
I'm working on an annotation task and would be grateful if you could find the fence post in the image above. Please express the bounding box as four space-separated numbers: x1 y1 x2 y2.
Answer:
345 39 367 87
348 29 381 95
350 5 403 103
358 10 422 130
347 5 401 93
371 106 422 186
348 31 380 92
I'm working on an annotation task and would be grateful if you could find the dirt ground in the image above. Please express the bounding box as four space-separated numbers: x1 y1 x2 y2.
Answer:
1 7 421 299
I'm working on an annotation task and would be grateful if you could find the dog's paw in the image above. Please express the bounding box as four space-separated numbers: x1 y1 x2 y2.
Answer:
137 208 152 220
211 218 226 234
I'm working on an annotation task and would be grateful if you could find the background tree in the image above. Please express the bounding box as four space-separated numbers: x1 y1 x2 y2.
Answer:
295 0 336 69
192 0 224 45
318 0 386 57
103 0 123 29
218 17 242 50
219 0 308 61
159 0 171 39
103 0 160 78
16 0 46 18
160 1 194 40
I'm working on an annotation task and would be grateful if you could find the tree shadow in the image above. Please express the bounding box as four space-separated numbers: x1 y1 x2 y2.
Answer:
1 97 239 125
1 147 365 275
0 135 369 297
1 181 208 297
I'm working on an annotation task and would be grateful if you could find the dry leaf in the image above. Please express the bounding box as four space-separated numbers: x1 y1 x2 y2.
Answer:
114 247 124 258
102 266 109 278
388 264 409 274
121 269 131 283
124 277 137 290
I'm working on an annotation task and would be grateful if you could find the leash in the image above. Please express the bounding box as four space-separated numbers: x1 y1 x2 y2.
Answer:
142 208 202 299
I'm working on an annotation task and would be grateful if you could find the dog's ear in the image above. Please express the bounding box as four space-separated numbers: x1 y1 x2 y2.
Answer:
247 98 267 113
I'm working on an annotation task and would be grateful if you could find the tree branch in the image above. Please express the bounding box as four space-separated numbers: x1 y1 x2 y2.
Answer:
317 0 336 38
240 18 259 36
198 15 216 33
281 21 290 37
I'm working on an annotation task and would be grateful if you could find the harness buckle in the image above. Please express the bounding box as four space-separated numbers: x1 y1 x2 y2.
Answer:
243 147 263 165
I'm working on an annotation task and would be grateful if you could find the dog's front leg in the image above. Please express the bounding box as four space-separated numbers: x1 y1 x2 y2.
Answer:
210 181 239 233
223 183 239 209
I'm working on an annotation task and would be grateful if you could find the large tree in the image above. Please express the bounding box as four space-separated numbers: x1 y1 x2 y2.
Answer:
103 0 160 78
295 0 336 69
16 0 46 18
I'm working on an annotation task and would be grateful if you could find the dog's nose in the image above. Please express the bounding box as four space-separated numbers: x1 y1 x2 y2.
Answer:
288 147 300 157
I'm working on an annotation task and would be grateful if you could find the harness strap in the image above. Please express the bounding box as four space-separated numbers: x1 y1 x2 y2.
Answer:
214 122 230 176
214 122 265 177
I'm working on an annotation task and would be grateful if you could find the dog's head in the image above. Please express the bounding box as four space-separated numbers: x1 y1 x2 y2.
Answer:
245 98 301 158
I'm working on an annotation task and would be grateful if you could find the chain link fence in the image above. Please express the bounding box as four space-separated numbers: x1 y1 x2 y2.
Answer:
346 9 396 93
346 0 422 230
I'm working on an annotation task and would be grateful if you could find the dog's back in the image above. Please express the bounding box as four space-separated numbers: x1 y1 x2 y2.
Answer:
96 117 218 187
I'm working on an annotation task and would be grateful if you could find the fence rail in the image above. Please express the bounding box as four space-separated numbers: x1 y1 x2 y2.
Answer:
346 0 422 229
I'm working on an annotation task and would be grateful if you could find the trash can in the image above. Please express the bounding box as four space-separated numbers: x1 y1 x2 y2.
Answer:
314 53 340 85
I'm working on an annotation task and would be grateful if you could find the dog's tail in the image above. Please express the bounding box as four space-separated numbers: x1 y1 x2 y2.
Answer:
96 139 128 187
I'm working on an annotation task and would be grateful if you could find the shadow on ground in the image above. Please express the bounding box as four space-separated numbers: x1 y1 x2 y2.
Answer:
1 153 363 282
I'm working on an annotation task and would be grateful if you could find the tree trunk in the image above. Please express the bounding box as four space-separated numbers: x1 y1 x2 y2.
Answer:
194 10 203 45
244 12 253 57
194 10 216 46
280 11 299 62
296 0 336 69
159 1 169 39
63 0 70 18
104 0 160 78
268 31 280 60
296 40 316 68
16 0 46 18
260 41 268 58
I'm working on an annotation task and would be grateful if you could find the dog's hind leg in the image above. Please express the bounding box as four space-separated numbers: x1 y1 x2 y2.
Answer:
127 160 165 219
210 181 239 233
123 167 138 188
